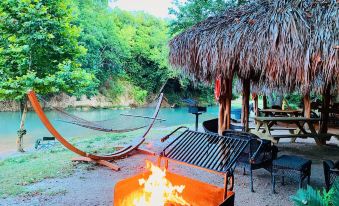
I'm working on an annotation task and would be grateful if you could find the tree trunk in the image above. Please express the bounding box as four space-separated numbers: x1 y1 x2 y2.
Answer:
17 99 28 152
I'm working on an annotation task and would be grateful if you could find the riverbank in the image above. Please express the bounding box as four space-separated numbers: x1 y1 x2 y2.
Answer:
0 124 338 205
0 93 140 112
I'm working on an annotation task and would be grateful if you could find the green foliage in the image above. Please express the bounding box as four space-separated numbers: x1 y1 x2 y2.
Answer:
74 1 171 99
101 78 125 101
291 180 339 206
285 92 302 108
169 0 238 35
0 0 228 105
112 9 171 94
130 86 148 105
74 0 129 83
0 0 98 100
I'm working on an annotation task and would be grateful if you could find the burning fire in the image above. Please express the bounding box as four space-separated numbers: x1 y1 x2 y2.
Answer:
133 161 190 206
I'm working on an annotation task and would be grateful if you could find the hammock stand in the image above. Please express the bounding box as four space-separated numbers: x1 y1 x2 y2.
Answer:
27 90 163 171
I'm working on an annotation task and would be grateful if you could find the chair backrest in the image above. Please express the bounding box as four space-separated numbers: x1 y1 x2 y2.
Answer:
323 160 335 191
203 118 244 134
202 118 219 134
222 130 277 163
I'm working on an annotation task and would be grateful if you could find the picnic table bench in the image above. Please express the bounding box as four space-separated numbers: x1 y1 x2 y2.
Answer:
250 117 333 145
259 109 303 117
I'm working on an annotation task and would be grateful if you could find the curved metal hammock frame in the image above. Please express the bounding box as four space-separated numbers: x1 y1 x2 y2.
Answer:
27 90 164 170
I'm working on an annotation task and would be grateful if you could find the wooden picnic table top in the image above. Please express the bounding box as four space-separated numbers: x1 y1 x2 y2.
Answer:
318 107 339 114
260 109 303 113
254 116 321 122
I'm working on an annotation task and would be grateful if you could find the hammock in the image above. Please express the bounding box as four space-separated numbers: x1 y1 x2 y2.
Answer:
36 96 152 133
27 90 164 171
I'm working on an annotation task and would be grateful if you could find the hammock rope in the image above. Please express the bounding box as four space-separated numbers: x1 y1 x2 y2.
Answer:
36 95 164 133
27 90 164 169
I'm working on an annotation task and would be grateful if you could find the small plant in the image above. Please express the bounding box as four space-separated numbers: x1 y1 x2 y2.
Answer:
291 180 339 206
131 86 148 105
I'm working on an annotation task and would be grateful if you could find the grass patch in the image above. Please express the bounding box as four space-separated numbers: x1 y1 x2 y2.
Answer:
0 131 139 198
0 149 74 198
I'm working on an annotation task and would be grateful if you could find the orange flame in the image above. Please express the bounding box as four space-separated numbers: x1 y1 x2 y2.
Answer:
133 161 190 206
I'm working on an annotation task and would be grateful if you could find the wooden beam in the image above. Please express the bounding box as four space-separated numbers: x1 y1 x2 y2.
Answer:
303 93 311 118
252 93 259 116
241 79 250 131
225 77 232 130
320 86 331 134
218 100 226 135
218 76 233 134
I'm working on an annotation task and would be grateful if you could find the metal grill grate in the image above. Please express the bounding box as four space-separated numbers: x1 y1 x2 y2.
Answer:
160 128 251 174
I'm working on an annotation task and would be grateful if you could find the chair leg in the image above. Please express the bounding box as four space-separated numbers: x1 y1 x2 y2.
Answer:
282 176 285 186
243 167 246 175
250 167 254 192
307 175 310 185
272 175 276 194
299 179 303 189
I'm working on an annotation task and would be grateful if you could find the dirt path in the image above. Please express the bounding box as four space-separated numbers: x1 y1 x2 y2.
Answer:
1 137 338 206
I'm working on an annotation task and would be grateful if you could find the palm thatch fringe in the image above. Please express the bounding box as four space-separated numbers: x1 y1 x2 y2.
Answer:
169 0 338 95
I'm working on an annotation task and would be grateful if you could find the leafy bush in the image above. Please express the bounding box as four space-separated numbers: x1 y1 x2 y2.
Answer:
101 78 125 101
291 180 339 206
130 86 148 105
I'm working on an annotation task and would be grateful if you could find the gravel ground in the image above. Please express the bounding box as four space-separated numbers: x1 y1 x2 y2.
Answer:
1 134 338 206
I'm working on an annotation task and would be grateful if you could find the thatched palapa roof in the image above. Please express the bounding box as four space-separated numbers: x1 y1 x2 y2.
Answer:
169 0 338 95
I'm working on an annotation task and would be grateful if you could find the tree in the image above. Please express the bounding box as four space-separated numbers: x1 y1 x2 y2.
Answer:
0 0 98 152
169 0 238 35
112 9 171 95
75 0 129 83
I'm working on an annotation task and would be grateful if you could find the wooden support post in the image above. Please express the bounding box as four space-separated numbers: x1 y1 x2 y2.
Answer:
218 76 233 134
303 93 311 118
241 79 250 131
263 95 268 109
320 86 331 134
253 93 259 117
219 100 226 135
225 77 232 131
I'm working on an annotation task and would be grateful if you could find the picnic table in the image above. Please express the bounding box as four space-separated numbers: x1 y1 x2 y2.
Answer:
250 116 332 145
259 109 303 117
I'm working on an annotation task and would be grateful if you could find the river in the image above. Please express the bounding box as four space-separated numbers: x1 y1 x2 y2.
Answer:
0 106 241 155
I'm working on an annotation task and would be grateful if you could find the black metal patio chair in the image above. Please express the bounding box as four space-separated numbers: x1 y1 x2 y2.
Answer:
223 130 278 192
323 160 339 191
202 118 244 134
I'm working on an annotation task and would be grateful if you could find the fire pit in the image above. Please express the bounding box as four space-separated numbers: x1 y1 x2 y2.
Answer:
114 161 234 206
114 128 250 206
